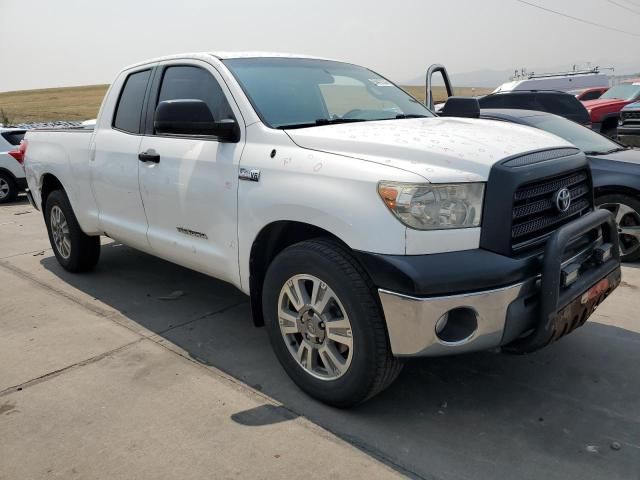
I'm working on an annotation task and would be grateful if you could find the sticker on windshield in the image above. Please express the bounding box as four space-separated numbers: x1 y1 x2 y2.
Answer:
368 78 393 87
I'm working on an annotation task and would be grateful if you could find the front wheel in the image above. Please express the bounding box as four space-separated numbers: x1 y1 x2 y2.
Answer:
597 193 640 262
262 238 403 407
44 190 101 272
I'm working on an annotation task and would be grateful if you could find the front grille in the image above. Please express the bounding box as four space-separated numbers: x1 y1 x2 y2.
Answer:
623 111 640 123
511 169 592 251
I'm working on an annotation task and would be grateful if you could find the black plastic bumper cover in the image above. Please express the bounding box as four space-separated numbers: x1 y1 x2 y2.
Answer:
354 248 541 298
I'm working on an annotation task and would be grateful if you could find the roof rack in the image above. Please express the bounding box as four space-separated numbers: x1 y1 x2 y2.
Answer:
511 66 614 81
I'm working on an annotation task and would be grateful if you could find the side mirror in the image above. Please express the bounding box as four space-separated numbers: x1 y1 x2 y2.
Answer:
440 97 480 119
154 99 239 142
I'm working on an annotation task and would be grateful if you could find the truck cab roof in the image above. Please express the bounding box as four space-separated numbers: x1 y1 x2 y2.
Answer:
123 51 335 71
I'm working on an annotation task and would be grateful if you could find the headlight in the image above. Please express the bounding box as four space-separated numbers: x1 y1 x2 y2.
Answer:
378 181 485 230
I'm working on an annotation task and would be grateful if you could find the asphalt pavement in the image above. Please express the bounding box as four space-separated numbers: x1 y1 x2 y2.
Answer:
1 195 639 480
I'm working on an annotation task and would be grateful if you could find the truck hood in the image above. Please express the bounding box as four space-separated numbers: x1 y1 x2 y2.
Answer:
285 117 574 182
583 98 630 111
622 102 640 112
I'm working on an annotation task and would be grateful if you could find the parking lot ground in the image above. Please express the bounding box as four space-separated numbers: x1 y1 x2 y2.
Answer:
1 196 639 480
0 197 403 480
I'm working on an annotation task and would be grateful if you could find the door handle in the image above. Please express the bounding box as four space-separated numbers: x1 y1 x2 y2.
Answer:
138 150 160 163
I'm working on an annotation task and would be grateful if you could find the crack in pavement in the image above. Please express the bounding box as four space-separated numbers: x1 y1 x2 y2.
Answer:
0 247 53 260
155 300 249 336
0 253 427 479
0 339 144 397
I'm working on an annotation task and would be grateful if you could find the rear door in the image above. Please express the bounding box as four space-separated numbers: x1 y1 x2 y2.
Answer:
137 60 244 284
91 68 153 250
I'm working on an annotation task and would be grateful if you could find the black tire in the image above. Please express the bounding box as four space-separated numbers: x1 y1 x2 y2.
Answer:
602 127 618 139
262 238 403 407
44 190 100 272
596 193 640 263
0 172 17 204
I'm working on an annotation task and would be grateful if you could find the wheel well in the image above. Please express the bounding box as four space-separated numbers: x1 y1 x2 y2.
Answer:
595 185 640 200
40 174 65 209
0 167 17 182
248 221 345 326
601 116 619 132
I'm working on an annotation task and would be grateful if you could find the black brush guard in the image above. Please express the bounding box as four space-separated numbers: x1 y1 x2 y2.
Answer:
505 209 621 354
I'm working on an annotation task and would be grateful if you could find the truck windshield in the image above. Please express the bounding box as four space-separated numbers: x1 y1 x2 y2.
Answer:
599 84 640 101
223 58 432 129
527 115 624 155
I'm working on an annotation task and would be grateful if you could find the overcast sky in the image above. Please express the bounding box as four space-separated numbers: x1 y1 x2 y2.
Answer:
1 0 639 92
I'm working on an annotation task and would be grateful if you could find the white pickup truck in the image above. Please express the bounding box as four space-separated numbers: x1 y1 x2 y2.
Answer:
24 52 622 406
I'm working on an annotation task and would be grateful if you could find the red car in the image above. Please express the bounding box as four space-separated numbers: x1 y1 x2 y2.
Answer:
569 86 609 101
582 83 640 136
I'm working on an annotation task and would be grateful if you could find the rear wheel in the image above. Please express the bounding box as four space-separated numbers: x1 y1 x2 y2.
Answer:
262 238 403 407
45 190 100 272
597 194 640 262
0 173 17 204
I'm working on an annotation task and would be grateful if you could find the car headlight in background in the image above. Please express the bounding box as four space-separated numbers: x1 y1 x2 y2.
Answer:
378 181 485 230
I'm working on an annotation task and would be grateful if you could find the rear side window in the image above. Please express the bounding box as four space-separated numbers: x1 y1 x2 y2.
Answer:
156 66 234 123
480 94 539 110
478 95 506 109
581 91 601 101
1 130 26 146
113 69 151 134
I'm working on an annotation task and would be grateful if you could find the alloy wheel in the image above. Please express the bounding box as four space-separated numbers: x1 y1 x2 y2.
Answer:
0 178 9 200
50 205 72 259
277 274 354 380
600 202 640 258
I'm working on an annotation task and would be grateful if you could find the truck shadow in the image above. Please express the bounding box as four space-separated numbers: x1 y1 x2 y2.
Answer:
40 243 640 480
0 194 28 206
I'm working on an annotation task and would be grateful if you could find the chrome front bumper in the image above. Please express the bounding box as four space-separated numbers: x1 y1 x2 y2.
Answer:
378 278 537 357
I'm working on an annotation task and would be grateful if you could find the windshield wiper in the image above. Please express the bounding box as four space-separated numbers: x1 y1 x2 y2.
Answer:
277 118 368 129
395 114 429 119
584 147 627 155
314 118 368 126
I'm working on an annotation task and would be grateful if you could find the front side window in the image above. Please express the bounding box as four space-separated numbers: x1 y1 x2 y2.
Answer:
223 58 432 128
156 66 234 124
113 69 151 134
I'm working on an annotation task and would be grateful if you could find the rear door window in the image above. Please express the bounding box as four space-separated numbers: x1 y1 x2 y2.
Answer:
1 130 26 146
113 69 152 134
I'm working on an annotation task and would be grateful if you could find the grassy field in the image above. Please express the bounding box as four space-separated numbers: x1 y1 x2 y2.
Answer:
0 84 492 124
402 85 492 104
0 85 109 124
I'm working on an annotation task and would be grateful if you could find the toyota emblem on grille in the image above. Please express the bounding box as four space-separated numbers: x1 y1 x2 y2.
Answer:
554 187 571 213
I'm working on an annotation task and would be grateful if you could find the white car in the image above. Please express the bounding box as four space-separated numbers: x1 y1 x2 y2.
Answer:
23 53 621 406
0 127 27 203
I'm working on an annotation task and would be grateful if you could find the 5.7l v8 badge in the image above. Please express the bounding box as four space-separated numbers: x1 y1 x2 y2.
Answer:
239 168 261 182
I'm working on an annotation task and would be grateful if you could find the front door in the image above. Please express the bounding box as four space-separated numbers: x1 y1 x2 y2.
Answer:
138 62 244 285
